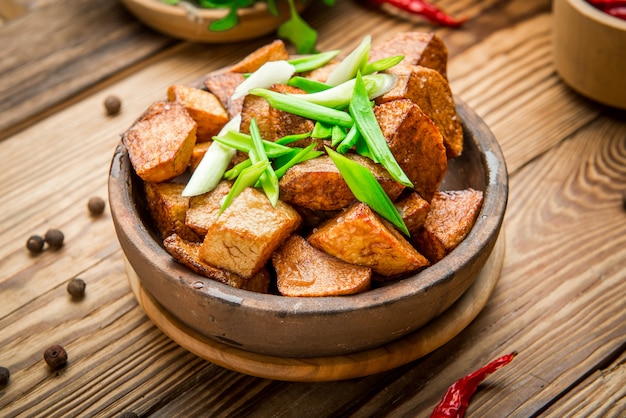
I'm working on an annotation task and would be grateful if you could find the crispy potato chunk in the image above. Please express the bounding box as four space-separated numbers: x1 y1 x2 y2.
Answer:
308 203 429 277
185 180 233 237
164 234 270 293
189 141 211 172
123 101 196 183
273 235 371 297
412 189 484 263
229 39 290 73
144 182 200 242
199 187 302 278
374 99 447 202
378 65 463 158
167 85 229 142
369 32 448 78
279 154 405 211
395 192 430 236
204 71 246 118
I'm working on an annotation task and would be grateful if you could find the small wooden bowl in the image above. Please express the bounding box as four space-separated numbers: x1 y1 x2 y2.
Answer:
108 98 508 358
120 0 307 43
553 0 626 109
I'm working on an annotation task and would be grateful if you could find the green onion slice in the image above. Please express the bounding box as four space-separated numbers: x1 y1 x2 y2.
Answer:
336 125 361 153
275 131 312 145
287 76 332 93
212 130 294 158
362 55 404 75
325 35 371 86
326 147 409 235
274 143 322 178
232 60 296 100
312 121 332 139
249 118 279 206
220 161 270 214
331 125 347 146
224 159 252 181
287 50 341 73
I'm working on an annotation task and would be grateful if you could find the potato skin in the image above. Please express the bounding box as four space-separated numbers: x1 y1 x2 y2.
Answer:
167 84 229 142
144 182 200 242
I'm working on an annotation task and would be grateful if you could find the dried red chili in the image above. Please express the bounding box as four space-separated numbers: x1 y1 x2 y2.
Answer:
430 352 517 418
587 0 626 20
368 0 467 27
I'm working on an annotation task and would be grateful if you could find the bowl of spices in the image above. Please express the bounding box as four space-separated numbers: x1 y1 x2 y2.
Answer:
553 0 626 109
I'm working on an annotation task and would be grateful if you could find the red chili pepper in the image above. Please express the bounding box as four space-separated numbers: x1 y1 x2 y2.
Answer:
430 352 517 418
587 0 626 20
369 0 467 27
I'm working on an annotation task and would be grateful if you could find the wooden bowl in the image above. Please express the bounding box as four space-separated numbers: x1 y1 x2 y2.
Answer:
120 0 308 43
108 98 508 358
553 0 626 109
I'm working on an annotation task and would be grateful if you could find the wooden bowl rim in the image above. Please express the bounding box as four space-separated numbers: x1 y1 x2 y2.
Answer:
565 0 626 30
123 0 274 19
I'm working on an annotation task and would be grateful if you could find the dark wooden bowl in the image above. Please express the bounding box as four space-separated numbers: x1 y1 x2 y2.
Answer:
108 98 508 358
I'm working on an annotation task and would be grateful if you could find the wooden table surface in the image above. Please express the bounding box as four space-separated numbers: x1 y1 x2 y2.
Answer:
1 0 625 416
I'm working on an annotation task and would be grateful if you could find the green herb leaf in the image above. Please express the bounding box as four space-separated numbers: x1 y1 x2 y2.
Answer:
277 0 317 54
326 147 409 235
209 6 239 31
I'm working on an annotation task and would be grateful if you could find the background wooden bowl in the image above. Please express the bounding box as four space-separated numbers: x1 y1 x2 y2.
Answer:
120 0 307 43
553 0 626 109
108 98 508 358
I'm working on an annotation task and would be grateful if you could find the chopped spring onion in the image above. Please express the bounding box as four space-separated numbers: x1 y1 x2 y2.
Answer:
232 60 296 100
362 55 405 75
224 159 252 181
220 161 270 214
274 143 322 178
325 35 371 86
275 131 312 145
326 147 409 236
331 125 347 146
249 118 279 206
349 71 413 188
287 76 332 93
336 125 361 153
182 114 241 197
287 50 341 73
212 130 295 158
312 121 332 139
249 88 354 128
286 73 398 109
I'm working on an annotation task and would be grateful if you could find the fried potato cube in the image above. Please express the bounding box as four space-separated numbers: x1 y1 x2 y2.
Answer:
303 61 339 83
123 101 197 183
189 141 211 172
144 182 200 242
164 234 270 293
167 84 229 142
369 32 449 78
308 203 429 277
412 189 484 263
229 39 290 73
185 180 233 237
273 235 371 297
204 71 246 118
279 154 405 211
378 65 463 158
374 99 447 202
395 192 430 236
199 187 302 278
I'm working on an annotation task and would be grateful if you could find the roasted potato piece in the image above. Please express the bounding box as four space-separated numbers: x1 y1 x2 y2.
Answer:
144 182 200 242
199 187 302 278
378 65 463 158
167 84 229 142
229 39 290 73
369 32 448 78
204 71 246 118
185 180 233 237
374 99 447 202
308 203 429 277
412 189 484 263
164 234 270 293
123 101 197 183
189 141 211 172
279 154 405 211
273 235 371 297
395 191 430 236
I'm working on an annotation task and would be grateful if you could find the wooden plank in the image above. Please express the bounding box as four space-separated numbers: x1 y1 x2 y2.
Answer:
0 0 176 141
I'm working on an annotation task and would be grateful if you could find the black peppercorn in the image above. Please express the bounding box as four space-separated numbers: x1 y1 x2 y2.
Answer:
104 95 122 115
26 235 45 254
44 229 64 249
44 345 68 370
88 196 106 216
0 366 9 386
67 278 86 299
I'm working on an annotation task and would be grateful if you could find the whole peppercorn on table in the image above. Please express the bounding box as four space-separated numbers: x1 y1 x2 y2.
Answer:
1 0 625 416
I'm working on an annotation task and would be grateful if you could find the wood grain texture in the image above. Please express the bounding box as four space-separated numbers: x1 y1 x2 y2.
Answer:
1 0 625 415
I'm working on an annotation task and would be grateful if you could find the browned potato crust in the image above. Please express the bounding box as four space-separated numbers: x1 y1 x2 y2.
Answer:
164 234 270 293
199 187 302 278
229 39 290 73
378 65 463 158
167 84 229 142
123 101 197 183
204 71 246 118
144 182 201 242
185 180 233 237
374 99 447 202
279 154 405 211
395 191 431 236
273 235 371 297
189 141 211 172
369 32 448 79
308 203 429 277
412 189 484 263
